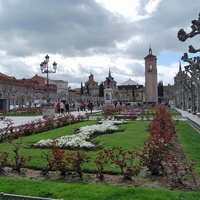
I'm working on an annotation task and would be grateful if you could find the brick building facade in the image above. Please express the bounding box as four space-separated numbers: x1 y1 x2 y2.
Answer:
144 47 158 103
84 73 99 96
103 68 117 89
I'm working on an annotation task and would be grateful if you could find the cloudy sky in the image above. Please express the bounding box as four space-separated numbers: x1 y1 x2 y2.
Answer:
0 0 199 88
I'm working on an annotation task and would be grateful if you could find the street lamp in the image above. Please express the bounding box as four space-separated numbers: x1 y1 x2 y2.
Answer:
21 93 24 108
40 54 57 107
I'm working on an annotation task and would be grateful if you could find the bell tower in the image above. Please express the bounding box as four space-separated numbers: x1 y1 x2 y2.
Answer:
144 46 158 103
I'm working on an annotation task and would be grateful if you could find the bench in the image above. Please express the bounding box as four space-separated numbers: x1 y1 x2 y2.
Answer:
114 115 138 120
1 192 63 200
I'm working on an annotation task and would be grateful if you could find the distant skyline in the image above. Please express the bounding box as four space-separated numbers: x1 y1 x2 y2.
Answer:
0 0 199 88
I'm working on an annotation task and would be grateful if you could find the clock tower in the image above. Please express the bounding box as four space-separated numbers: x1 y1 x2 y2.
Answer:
144 46 158 104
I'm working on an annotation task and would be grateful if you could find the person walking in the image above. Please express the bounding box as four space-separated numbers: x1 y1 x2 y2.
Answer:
75 101 81 112
81 102 86 111
88 102 94 113
65 102 70 114
56 102 61 114
60 101 65 114
75 101 78 111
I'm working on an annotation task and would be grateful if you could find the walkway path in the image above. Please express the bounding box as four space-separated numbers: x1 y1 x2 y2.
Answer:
175 108 200 131
0 110 101 129
175 108 200 124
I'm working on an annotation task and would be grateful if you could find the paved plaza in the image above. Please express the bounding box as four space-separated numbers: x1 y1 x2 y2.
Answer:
0 110 99 129
175 108 200 126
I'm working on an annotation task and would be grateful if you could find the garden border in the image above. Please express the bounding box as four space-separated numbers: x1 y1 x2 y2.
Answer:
1 192 63 200
186 117 200 132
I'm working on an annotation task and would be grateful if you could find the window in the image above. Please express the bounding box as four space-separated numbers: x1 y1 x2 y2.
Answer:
148 64 152 72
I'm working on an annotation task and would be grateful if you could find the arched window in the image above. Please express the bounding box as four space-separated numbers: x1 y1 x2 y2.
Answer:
148 64 152 72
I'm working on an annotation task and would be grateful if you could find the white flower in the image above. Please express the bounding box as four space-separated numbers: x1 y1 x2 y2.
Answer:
34 120 128 149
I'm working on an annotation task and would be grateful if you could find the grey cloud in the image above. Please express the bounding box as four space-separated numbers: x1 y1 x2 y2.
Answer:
0 0 199 88
124 0 199 59
0 0 132 57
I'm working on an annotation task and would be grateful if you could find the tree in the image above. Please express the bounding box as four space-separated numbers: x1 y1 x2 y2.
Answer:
99 82 104 97
177 13 200 114
86 84 89 95
158 81 164 104
80 82 83 95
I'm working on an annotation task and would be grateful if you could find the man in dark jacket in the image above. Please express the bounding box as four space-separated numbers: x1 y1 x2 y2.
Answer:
65 102 70 113
88 102 93 113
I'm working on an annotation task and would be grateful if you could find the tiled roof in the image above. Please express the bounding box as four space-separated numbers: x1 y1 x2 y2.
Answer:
119 78 138 86
0 72 15 79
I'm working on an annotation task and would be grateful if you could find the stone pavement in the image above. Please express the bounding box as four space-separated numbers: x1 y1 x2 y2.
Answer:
0 110 101 129
174 108 200 132
0 115 43 129
175 108 200 124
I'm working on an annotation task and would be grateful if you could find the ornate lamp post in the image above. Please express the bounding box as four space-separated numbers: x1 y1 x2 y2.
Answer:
40 54 57 107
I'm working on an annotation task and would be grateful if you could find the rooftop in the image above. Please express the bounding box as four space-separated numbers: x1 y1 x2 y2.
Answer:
119 78 139 86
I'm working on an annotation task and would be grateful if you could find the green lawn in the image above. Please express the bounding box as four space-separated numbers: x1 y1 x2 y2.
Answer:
176 121 200 176
0 119 200 200
0 177 200 200
0 120 149 171
167 109 180 116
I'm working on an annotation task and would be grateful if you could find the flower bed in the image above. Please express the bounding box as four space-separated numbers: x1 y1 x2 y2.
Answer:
34 120 129 149
0 113 88 142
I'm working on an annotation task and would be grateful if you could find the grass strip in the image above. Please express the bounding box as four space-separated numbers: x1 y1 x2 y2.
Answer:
0 177 200 200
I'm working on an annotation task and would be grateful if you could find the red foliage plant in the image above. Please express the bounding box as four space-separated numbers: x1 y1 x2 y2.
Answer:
163 154 197 187
95 149 112 180
9 137 32 174
0 148 9 172
66 149 91 179
140 105 176 175
109 147 140 180
51 140 69 176
148 105 176 143
140 136 169 175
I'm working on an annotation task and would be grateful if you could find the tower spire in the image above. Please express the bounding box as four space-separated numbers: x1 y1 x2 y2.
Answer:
149 45 152 55
108 67 111 77
179 60 182 73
